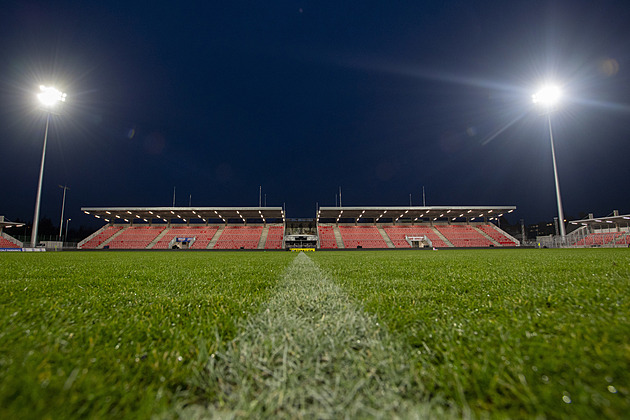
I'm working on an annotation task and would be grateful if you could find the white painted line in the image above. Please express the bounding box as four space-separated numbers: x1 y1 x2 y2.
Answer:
178 252 449 418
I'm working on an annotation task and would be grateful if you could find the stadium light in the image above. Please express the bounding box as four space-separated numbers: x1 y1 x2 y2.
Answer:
31 85 67 247
532 85 561 109
37 85 67 108
533 84 566 240
64 218 71 242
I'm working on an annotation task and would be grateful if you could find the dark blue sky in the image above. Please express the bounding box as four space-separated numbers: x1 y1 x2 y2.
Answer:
1 0 629 228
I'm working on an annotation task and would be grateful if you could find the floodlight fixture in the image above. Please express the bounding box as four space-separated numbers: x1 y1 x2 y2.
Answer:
37 85 66 108
532 85 561 108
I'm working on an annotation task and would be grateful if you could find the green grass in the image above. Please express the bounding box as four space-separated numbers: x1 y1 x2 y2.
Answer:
1 249 629 419
0 251 294 419
310 249 630 419
175 253 444 419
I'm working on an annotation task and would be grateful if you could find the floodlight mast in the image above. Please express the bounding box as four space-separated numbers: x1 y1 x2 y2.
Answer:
31 85 66 247
532 85 566 240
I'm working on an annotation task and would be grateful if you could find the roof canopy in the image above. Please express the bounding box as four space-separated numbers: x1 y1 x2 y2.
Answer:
316 206 516 222
0 217 25 229
569 213 630 228
81 207 285 224
81 205 518 225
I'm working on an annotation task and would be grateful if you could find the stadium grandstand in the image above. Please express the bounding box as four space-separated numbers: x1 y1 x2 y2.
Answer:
0 216 24 249
78 205 521 250
564 210 630 247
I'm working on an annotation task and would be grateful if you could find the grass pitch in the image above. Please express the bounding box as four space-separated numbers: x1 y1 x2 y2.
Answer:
0 252 293 419
311 249 630 419
1 248 628 419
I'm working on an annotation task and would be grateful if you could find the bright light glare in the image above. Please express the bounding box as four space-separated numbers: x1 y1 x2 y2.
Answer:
37 85 67 107
532 85 561 107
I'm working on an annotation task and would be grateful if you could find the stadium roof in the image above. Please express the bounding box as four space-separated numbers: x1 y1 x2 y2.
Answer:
0 215 25 229
81 205 517 224
569 213 630 228
0 219 25 229
317 206 516 222
81 207 284 224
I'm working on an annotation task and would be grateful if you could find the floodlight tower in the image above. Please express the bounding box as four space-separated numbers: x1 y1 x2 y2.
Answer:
65 218 71 243
532 85 566 240
31 85 66 247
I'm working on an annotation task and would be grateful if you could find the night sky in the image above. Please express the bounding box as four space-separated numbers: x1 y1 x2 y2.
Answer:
1 0 630 231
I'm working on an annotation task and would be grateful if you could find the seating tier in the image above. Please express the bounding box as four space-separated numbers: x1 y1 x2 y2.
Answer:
0 236 20 248
574 232 623 246
383 226 447 248
264 226 284 249
477 224 518 246
434 225 493 247
318 226 338 249
107 226 165 249
214 226 263 249
338 226 387 249
80 226 124 249
152 226 219 249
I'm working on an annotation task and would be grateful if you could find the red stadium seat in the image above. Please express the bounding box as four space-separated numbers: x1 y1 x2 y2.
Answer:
338 226 387 249
213 226 263 249
434 225 493 247
383 225 447 248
